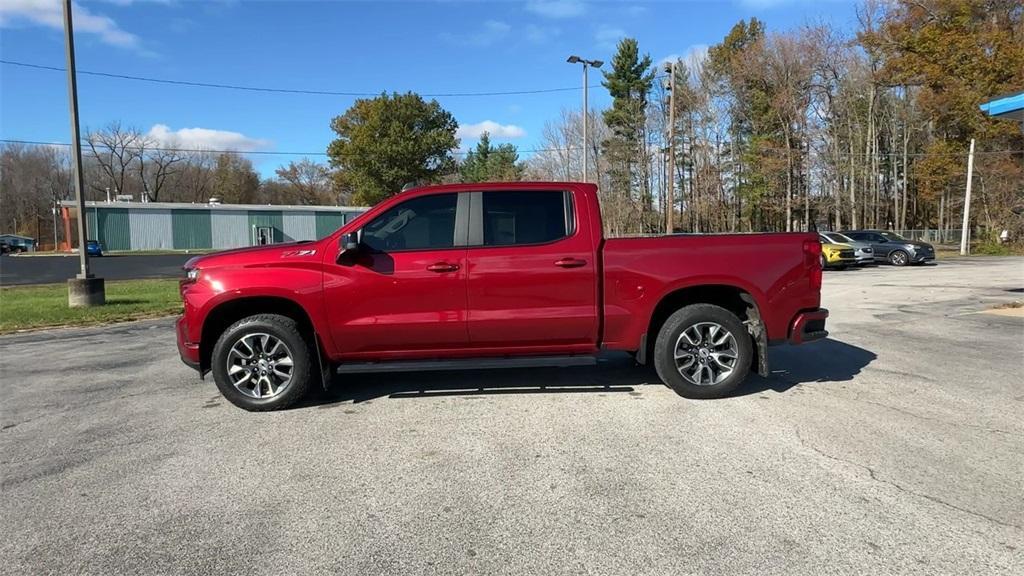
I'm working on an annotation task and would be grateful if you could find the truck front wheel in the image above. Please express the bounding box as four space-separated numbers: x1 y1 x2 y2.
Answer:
210 314 313 411
653 304 752 399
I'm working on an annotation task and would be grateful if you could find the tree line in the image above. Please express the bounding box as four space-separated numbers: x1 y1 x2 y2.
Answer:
1 0 1020 247
529 0 1022 242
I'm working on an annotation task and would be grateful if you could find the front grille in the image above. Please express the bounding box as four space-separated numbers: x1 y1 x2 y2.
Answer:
839 250 855 259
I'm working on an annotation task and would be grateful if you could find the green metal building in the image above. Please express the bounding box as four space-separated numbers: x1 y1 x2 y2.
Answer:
61 201 367 251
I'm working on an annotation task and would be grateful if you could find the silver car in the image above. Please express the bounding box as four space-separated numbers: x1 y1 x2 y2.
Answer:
820 232 874 265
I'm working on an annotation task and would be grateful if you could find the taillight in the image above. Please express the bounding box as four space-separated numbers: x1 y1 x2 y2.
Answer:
804 239 822 290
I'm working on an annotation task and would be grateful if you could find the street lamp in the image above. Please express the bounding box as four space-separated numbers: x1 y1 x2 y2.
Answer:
566 55 603 183
62 0 104 306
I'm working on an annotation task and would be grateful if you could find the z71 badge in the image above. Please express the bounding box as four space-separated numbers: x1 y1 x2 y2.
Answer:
280 249 317 258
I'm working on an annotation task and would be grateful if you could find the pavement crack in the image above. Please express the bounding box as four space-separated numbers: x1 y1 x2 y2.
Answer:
794 426 1022 532
854 397 1018 436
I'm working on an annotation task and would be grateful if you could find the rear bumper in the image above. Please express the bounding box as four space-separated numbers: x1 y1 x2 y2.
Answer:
788 308 829 345
176 316 201 372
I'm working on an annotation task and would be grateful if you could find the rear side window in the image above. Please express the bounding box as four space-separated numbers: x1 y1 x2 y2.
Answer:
362 193 457 252
847 232 867 241
482 191 572 246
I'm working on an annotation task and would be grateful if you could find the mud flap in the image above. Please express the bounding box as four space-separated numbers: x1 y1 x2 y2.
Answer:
313 334 332 391
740 293 770 376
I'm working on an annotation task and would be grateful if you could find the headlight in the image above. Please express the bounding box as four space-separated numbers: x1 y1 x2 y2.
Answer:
185 268 200 282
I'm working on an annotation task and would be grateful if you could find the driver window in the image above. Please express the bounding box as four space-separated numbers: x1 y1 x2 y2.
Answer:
361 193 457 252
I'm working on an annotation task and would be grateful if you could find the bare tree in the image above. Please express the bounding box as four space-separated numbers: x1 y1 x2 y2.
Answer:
138 136 183 202
274 158 333 205
86 122 144 199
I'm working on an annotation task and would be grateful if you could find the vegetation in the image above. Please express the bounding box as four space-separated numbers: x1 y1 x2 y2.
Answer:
459 132 524 183
527 0 1023 240
0 279 182 333
327 92 459 205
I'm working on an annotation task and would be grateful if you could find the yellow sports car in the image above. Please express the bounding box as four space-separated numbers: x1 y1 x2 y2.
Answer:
820 242 857 269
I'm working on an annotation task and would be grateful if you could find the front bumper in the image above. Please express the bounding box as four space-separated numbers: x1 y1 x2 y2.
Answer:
176 316 201 372
788 308 829 345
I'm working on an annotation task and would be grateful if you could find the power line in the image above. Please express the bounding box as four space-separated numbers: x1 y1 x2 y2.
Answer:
1 59 604 98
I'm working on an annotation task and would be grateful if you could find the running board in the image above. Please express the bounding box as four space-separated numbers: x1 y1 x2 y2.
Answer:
336 355 596 374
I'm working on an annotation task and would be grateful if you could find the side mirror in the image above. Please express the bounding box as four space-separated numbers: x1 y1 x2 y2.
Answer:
340 231 360 252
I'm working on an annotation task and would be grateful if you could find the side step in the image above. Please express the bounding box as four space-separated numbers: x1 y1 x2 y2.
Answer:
336 355 597 374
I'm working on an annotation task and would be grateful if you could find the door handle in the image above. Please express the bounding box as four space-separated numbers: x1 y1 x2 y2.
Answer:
426 262 460 273
554 258 586 268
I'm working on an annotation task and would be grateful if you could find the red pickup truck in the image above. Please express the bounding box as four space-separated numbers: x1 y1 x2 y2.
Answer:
178 182 827 410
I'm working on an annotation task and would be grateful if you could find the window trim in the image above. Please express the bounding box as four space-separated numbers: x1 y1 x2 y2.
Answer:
467 189 578 250
358 192 467 254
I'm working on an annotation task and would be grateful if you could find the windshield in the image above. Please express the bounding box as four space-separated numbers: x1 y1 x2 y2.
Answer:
879 231 907 241
824 232 854 243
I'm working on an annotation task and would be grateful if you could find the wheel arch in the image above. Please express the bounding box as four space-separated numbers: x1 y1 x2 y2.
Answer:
640 284 768 376
200 296 329 387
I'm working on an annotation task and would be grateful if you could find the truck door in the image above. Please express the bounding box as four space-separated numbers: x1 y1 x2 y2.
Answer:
464 189 598 350
323 192 469 355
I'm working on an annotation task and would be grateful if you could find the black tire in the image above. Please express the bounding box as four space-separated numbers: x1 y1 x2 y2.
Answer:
211 313 313 411
888 249 909 266
820 254 826 269
653 304 753 399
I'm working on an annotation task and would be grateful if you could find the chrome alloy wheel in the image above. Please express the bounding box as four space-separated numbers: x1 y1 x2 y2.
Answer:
226 333 295 399
673 322 739 386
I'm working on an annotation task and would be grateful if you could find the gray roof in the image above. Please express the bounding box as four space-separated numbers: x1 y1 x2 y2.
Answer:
61 200 367 213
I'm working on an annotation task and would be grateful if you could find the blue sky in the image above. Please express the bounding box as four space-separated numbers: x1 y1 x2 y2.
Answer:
0 0 858 176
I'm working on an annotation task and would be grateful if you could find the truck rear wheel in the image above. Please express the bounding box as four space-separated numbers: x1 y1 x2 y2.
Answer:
211 314 312 411
653 304 752 399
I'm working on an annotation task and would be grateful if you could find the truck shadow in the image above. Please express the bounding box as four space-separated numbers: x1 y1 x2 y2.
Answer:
299 338 875 408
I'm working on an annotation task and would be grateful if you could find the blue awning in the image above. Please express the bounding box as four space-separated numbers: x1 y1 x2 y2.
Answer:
980 91 1024 122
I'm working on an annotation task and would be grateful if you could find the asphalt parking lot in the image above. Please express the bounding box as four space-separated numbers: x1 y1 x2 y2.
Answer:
0 253 192 285
2 257 1023 575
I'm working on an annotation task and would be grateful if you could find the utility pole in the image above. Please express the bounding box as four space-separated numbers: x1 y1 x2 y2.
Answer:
959 138 975 256
63 0 105 306
566 56 603 183
665 61 676 234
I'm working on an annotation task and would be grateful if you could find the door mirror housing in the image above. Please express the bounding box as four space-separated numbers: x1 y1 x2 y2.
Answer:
340 231 360 253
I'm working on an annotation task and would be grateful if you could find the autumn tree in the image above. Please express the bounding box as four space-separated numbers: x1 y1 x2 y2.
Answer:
275 158 333 204
327 92 458 205
211 153 260 204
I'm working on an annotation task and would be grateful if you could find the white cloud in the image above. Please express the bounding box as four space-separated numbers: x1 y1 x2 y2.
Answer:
456 121 526 140
440 19 511 46
595 25 627 52
526 0 586 19
524 23 561 44
0 0 140 49
658 44 709 76
146 124 270 152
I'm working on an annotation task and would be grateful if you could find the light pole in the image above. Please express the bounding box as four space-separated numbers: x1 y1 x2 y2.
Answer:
567 55 603 183
62 0 105 306
664 61 676 234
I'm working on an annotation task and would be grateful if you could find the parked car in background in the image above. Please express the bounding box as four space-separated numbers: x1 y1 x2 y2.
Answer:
820 231 874 265
86 240 104 257
177 182 829 411
841 230 935 266
819 240 857 270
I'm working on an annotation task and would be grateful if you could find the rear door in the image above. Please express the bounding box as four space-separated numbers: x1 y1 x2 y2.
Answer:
464 189 598 351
